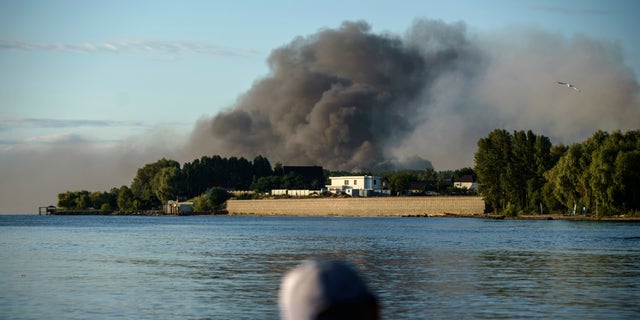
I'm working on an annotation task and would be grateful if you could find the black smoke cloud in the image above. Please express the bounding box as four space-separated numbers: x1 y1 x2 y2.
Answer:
187 19 640 171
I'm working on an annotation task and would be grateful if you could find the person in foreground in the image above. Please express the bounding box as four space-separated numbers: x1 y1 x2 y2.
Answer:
279 259 380 320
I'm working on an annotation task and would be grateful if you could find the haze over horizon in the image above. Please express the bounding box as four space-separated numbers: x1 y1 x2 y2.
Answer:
1 0 639 213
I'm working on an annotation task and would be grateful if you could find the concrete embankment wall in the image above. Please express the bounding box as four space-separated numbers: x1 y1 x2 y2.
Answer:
226 196 485 216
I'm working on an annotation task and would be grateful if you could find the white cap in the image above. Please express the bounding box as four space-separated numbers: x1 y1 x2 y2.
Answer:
279 259 378 320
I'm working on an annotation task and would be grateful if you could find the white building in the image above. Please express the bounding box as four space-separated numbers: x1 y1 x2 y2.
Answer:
326 176 388 197
164 200 194 214
453 175 478 191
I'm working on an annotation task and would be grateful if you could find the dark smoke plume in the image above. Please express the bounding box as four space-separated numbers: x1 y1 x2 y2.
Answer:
187 20 640 170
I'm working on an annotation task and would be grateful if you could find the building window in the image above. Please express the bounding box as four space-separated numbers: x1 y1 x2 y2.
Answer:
354 180 358 185
344 180 349 185
374 180 377 185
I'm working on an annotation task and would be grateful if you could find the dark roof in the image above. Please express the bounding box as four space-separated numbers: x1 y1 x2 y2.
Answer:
454 175 474 183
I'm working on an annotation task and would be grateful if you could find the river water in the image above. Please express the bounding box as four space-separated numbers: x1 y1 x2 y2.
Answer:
1 215 639 319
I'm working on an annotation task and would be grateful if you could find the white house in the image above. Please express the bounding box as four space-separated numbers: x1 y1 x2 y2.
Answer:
326 175 388 197
453 175 478 191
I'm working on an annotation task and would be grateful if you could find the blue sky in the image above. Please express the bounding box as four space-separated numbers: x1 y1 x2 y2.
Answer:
1 0 639 212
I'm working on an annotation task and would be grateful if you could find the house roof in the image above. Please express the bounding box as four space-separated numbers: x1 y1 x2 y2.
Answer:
454 175 474 183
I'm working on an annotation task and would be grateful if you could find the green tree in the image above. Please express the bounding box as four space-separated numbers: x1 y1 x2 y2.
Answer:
475 129 557 214
89 191 109 210
209 187 231 207
99 203 111 213
388 171 414 195
282 173 305 189
545 130 640 216
108 187 120 210
474 129 512 212
75 192 91 210
117 185 134 211
614 150 640 213
253 155 273 178
152 166 184 203
131 158 181 209
252 176 282 193
57 191 77 209
423 168 438 180
545 144 586 213
193 187 230 212
192 193 214 212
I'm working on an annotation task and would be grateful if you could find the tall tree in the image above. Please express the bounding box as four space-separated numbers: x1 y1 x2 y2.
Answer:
253 155 273 178
131 158 181 209
388 171 415 195
475 129 556 213
545 130 640 216
474 129 512 212
117 185 134 211
152 166 184 203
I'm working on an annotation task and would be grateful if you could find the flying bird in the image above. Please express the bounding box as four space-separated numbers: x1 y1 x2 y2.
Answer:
557 81 581 92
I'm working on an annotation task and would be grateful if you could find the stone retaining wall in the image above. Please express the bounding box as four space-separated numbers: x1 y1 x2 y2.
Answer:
226 196 485 216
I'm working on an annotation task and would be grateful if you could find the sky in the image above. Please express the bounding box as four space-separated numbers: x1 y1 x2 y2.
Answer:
1 0 639 213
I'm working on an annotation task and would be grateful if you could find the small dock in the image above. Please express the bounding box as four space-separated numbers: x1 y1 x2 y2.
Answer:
38 206 57 215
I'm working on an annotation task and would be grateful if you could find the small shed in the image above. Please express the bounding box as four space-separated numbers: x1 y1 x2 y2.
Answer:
164 201 194 215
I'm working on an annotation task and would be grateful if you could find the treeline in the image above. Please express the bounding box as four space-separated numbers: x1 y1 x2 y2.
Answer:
57 155 323 212
57 129 640 216
56 153 476 212
475 129 640 216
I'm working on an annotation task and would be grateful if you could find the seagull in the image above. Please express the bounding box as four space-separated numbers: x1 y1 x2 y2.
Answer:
557 81 581 92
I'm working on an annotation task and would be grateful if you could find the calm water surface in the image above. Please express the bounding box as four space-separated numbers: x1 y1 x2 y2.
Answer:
1 215 639 319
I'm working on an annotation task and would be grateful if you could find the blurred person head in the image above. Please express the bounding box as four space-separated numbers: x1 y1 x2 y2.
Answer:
279 259 379 320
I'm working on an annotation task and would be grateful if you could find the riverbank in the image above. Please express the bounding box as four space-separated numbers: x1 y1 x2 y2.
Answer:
47 198 640 221
48 210 226 216
515 214 640 222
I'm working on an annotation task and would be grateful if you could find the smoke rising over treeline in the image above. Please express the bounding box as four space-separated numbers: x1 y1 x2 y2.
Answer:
187 19 640 171
3 18 639 213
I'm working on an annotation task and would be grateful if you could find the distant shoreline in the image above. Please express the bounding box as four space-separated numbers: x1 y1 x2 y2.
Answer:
41 211 640 221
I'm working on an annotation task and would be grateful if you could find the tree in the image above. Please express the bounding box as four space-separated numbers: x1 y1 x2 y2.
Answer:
474 129 512 212
424 168 438 180
209 187 231 207
252 176 282 193
545 144 587 213
89 191 109 210
545 130 640 216
117 186 134 211
452 167 476 181
193 187 230 212
274 162 284 175
282 173 305 190
192 194 214 212
152 166 184 203
475 129 556 214
253 155 273 178
131 158 181 209
614 150 640 212
108 187 120 210
58 191 76 209
388 171 414 195
75 192 91 210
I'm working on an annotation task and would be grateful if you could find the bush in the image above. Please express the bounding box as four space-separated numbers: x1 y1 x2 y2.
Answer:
502 202 518 217
193 187 231 212
99 203 112 213
193 194 214 212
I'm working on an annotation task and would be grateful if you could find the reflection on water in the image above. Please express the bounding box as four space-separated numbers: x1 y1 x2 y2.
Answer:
1 215 639 319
